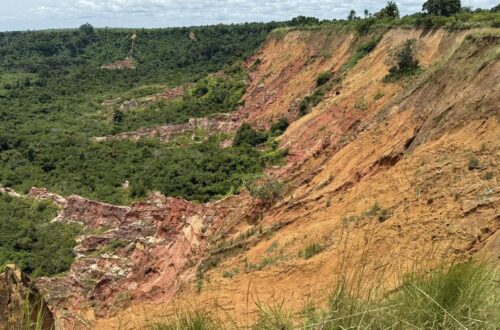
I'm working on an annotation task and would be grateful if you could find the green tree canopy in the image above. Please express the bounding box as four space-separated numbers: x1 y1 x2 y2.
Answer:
376 1 401 19
422 0 461 16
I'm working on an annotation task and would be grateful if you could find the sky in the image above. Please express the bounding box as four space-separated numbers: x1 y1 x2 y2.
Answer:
0 0 497 31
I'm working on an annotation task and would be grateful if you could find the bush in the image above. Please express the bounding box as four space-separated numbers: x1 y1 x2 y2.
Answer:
316 71 332 86
247 177 285 205
233 123 268 147
270 117 289 136
302 243 323 259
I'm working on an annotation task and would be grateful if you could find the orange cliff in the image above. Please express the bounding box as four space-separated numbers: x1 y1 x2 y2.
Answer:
26 26 499 329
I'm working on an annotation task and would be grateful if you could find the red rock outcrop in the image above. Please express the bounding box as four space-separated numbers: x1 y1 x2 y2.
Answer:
35 190 261 328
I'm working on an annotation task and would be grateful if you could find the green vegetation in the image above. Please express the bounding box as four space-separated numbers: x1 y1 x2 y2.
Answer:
270 118 289 136
246 176 286 205
299 87 326 116
0 193 81 277
0 23 280 205
423 0 462 16
233 123 268 147
116 66 247 132
342 36 382 72
384 39 420 83
149 310 219 330
301 243 324 259
468 156 482 170
316 71 332 86
343 202 391 223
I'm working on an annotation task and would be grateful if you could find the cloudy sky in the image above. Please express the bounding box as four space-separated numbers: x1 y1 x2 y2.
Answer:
0 0 497 31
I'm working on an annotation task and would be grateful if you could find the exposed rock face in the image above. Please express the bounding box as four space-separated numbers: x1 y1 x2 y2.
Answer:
59 195 130 228
28 187 67 207
35 190 261 328
100 57 135 70
0 265 54 330
144 86 186 103
0 185 21 198
93 113 240 143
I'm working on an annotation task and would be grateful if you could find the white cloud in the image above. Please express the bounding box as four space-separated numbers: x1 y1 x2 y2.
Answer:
1 0 498 31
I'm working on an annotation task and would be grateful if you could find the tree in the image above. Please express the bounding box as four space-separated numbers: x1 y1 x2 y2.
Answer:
395 40 419 72
290 16 320 26
234 123 268 147
348 10 359 21
78 23 95 35
422 0 461 16
492 4 500 12
112 108 124 124
376 1 400 19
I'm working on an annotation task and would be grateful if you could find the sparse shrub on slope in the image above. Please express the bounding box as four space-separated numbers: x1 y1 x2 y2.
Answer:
149 310 220 330
247 176 285 205
316 71 332 86
384 39 420 82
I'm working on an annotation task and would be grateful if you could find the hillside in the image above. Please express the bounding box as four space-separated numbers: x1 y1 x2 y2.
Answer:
0 14 499 330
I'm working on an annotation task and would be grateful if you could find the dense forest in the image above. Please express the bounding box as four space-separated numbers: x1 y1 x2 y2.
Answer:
0 23 282 204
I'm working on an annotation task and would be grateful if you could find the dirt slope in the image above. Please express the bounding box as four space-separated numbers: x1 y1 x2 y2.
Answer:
33 26 497 329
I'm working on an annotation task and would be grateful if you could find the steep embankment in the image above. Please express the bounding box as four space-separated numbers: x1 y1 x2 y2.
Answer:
32 26 499 329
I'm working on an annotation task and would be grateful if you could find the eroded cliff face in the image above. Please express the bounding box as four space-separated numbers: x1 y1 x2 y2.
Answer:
25 27 499 329
30 189 262 329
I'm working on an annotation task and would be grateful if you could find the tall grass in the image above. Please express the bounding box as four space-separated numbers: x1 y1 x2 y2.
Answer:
147 262 499 329
148 310 220 330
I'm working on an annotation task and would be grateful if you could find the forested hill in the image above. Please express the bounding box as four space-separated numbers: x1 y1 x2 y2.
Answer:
0 23 280 95
0 23 285 205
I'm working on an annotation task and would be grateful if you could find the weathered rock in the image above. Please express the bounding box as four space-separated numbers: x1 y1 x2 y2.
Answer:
0 265 54 330
93 112 241 143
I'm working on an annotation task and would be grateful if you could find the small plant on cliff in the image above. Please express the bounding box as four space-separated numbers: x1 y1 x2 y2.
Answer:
316 71 332 86
384 39 420 83
247 176 285 205
149 310 220 330
302 243 324 259
270 117 289 136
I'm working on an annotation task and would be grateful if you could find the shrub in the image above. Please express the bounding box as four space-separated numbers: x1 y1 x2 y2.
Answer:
302 243 323 259
247 177 285 205
233 123 268 147
468 156 481 170
270 117 289 136
342 36 381 72
316 71 332 86
253 302 293 330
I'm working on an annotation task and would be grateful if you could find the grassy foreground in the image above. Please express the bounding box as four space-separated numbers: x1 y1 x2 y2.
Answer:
148 262 499 329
